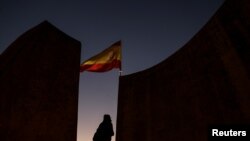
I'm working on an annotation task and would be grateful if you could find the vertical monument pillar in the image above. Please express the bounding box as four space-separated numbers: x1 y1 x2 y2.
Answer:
0 21 81 141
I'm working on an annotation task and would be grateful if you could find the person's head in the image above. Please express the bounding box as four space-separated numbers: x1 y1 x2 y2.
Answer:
103 114 111 122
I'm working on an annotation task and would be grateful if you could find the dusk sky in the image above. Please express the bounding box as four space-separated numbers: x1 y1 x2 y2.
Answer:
0 0 225 141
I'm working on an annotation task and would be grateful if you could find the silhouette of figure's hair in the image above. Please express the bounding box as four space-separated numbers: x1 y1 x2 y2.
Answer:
104 114 111 121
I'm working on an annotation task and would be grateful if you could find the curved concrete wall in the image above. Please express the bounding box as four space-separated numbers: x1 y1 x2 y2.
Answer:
116 0 250 141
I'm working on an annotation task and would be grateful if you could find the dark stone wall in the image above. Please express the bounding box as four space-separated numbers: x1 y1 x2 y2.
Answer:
0 21 81 141
116 0 250 141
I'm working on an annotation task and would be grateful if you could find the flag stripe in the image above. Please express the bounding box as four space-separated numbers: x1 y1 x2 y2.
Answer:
80 59 121 72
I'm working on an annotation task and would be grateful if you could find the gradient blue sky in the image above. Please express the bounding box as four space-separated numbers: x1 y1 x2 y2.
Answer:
0 0 224 141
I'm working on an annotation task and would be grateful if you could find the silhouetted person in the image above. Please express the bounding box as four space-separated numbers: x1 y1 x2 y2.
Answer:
93 114 114 141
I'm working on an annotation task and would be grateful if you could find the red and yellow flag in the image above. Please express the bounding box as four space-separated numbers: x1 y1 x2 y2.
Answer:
80 41 121 72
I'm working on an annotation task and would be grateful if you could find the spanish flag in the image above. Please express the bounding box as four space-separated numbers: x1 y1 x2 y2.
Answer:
80 41 121 72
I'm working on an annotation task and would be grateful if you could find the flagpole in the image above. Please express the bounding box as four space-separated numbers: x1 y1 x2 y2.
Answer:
119 40 122 77
119 70 122 76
